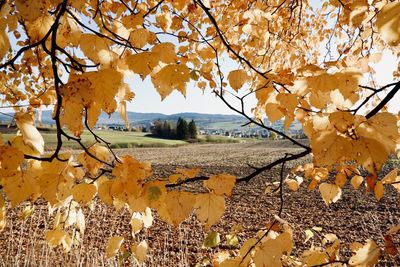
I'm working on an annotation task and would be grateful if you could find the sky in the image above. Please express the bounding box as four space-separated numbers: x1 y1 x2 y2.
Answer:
126 50 400 115
125 75 244 115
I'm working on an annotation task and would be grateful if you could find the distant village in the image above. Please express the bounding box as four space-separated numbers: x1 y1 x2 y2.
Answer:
95 119 305 139
0 114 306 140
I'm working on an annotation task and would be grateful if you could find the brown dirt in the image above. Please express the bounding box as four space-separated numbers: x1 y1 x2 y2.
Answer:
0 141 399 266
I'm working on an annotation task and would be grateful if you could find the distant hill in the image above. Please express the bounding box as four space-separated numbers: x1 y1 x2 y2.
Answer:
0 110 302 132
0 110 249 130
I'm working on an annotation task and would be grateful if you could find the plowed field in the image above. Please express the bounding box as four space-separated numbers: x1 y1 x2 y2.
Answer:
1 141 399 266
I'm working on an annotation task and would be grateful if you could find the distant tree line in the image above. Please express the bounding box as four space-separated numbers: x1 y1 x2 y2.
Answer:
151 118 197 140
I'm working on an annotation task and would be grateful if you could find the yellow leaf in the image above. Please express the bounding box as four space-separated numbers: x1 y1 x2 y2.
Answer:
381 168 398 184
349 240 381 267
253 237 284 267
204 174 236 196
77 145 110 176
156 12 172 32
0 194 6 231
79 34 111 64
374 181 384 201
319 183 342 205
311 130 351 166
226 234 239 246
16 116 44 155
304 229 314 243
285 176 303 192
15 0 46 21
164 191 195 226
130 213 143 236
25 15 53 42
106 236 124 259
220 259 241 267
227 70 249 91
45 229 73 252
131 240 148 263
195 193 225 229
351 175 364 190
203 231 220 248
129 28 149 48
71 183 97 205
0 19 10 60
126 52 159 78
176 167 200 178
266 103 284 123
334 172 347 188
3 171 36 207
98 180 113 205
0 145 24 177
20 203 34 220
152 42 177 64
376 2 400 46
152 64 190 99
142 207 153 228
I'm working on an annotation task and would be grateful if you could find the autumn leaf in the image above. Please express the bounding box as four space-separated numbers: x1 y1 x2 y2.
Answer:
106 236 124 259
228 70 249 91
45 229 73 252
351 175 364 190
71 183 97 205
0 194 6 231
374 181 384 201
152 64 190 99
319 183 342 205
195 193 225 229
376 2 400 46
15 116 44 155
203 231 220 248
131 240 148 263
164 191 195 226
349 240 381 267
204 174 236 196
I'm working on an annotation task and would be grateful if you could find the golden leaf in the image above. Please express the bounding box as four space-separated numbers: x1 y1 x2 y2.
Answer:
78 145 110 176
351 175 364 190
98 180 114 205
0 145 24 177
204 174 236 196
349 240 381 267
131 240 148 263
106 236 124 259
15 115 44 155
319 183 342 205
156 12 172 32
151 64 190 99
71 183 97 205
3 171 36 207
126 52 159 78
164 191 195 226
374 181 384 201
0 19 10 60
376 2 400 46
0 194 6 231
228 70 249 91
45 229 73 252
195 193 225 229
175 167 200 179
152 43 177 64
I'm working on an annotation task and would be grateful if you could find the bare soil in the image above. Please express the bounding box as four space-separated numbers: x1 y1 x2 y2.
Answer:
1 141 399 266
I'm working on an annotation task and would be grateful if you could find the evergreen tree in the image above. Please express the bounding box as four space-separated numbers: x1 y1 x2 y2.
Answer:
176 117 189 140
151 120 163 136
188 119 197 139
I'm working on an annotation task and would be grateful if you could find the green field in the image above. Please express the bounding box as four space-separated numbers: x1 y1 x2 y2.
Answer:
2 130 188 149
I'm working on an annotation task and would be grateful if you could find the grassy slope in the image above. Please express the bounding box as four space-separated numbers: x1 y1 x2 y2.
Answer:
2 130 188 149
